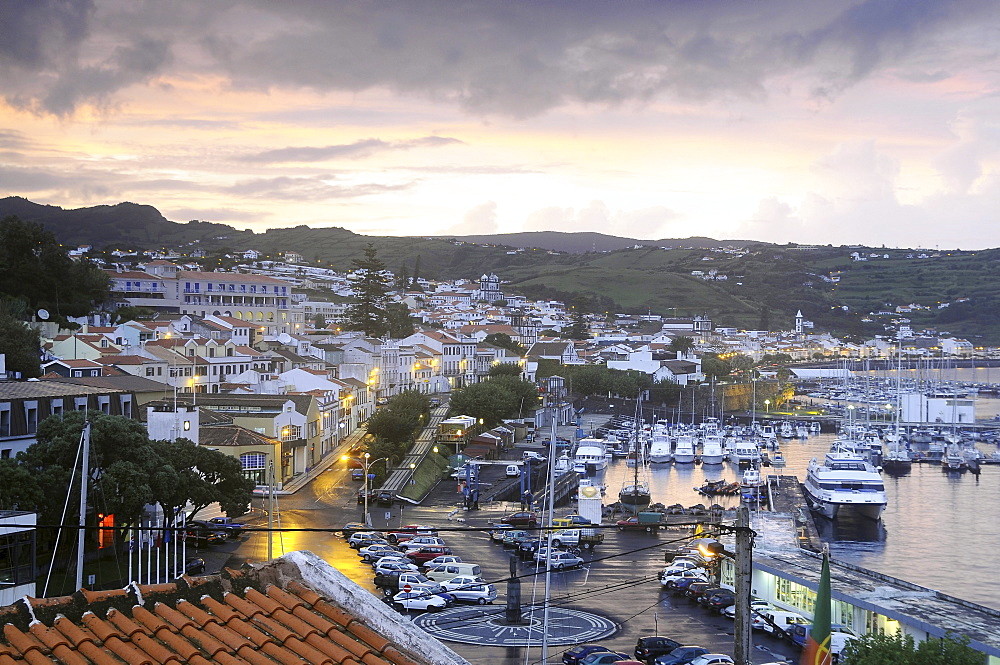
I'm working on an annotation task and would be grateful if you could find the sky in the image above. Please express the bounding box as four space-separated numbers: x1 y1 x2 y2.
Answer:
4 0 1000 249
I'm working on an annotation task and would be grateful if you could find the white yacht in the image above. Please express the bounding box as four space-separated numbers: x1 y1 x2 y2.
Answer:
573 437 608 474
701 433 725 465
731 439 761 466
803 449 887 520
672 433 696 464
648 433 673 464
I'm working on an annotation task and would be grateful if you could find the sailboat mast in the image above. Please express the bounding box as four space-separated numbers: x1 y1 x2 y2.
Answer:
76 421 91 590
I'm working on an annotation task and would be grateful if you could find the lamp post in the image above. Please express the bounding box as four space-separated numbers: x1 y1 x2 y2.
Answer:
341 452 387 527
764 399 770 415
698 505 754 665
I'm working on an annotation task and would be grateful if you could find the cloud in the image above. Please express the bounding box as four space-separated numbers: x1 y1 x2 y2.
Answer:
242 136 463 163
447 201 499 235
8 1 1000 118
224 175 412 200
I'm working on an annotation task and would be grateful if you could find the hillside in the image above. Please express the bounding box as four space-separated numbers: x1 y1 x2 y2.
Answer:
3 197 1000 342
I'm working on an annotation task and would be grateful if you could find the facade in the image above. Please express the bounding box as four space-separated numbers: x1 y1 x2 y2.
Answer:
107 261 298 334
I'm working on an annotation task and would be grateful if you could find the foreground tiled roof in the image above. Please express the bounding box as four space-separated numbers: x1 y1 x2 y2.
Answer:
0 553 466 665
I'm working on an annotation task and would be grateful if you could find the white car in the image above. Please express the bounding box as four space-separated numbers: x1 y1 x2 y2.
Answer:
661 559 702 574
440 575 485 591
358 544 399 562
370 554 413 569
721 599 773 620
422 555 463 569
660 569 708 588
374 559 419 575
688 655 735 665
545 551 584 570
391 590 448 612
446 582 498 605
399 536 448 552
506 464 521 477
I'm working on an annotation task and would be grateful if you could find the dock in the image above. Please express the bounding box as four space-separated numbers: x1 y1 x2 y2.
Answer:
765 474 822 552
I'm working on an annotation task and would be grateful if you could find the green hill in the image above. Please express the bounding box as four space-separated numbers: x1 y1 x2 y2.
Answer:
3 197 1000 342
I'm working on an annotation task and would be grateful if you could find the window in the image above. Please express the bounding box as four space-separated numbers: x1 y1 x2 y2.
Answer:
0 530 36 586
240 452 268 485
24 405 37 435
146 366 155 376
280 425 301 441
0 450 9 459
50 401 63 417
0 410 9 437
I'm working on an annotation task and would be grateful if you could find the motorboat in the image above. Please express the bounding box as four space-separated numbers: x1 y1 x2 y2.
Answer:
695 479 740 496
731 440 761 466
803 449 887 520
881 441 912 474
648 433 673 464
740 467 767 506
672 434 696 464
701 434 725 465
553 453 571 474
574 437 608 474
780 421 794 438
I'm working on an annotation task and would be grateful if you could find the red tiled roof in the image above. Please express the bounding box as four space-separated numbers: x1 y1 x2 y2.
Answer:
0 559 443 665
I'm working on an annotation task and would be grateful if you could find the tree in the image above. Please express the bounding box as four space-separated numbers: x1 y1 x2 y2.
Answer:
448 382 519 427
0 216 110 326
343 244 392 337
563 299 590 340
386 302 415 338
365 409 419 444
840 631 981 665
700 355 731 379
729 354 755 375
488 362 523 378
484 332 524 355
668 336 695 354
313 313 327 329
0 311 42 378
758 307 771 331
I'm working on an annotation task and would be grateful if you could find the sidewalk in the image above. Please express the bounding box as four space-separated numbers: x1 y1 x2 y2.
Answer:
278 428 369 494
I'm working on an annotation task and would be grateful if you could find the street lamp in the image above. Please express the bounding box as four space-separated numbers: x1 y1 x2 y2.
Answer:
764 399 770 414
341 452 387 527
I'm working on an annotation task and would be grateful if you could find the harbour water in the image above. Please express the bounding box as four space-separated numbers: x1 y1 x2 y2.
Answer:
601 428 1000 610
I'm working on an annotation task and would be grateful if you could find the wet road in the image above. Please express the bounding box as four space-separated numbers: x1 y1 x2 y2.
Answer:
221 454 799 665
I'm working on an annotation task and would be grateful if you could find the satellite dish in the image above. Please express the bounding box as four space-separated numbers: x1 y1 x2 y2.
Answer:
277 332 292 345
37 309 49 321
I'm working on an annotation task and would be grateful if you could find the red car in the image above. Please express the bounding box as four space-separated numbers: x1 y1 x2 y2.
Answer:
405 545 453 564
386 525 438 544
501 512 539 527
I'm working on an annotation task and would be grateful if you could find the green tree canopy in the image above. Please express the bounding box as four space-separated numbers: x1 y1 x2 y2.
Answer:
343 243 392 337
668 336 695 353
365 409 419 444
0 311 42 378
0 216 110 325
448 382 524 427
700 355 731 379
483 333 524 355
487 362 523 378
840 630 981 665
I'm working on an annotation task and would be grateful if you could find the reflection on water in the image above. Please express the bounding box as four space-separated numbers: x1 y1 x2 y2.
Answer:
600 431 1000 609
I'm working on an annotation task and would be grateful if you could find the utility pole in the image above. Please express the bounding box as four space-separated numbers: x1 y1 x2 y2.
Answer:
734 505 753 665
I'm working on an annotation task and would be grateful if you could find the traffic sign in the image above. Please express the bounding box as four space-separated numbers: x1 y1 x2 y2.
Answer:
403 584 412 593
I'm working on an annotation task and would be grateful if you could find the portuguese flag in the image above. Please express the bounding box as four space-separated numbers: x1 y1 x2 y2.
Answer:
801 552 832 665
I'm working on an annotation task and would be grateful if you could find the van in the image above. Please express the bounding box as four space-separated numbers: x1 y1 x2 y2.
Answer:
424 562 482 582
789 623 855 653
505 464 521 478
761 610 809 636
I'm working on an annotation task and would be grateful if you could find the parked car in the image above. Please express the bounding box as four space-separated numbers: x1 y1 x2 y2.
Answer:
357 487 377 504
398 536 448 551
373 560 419 576
634 636 682 663
687 655 734 665
652 646 710 665
522 451 546 462
391 590 448 612
660 569 708 589
553 514 595 528
563 645 612 665
424 563 482 582
421 555 463 569
386 525 438 544
406 545 454 564
580 652 631 665
185 557 206 575
506 464 521 477
502 530 533 548
683 582 718 602
347 531 385 548
721 598 773 620
661 559 702 574
349 534 390 550
501 511 539 527
340 522 367 537
546 551 584 570
358 543 400 562
184 524 228 547
375 490 395 506
490 525 514 542
442 581 497 604
440 575 485 591
700 590 736 612
206 517 244 538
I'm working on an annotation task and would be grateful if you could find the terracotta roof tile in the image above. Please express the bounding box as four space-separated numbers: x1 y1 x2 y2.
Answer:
0 558 456 665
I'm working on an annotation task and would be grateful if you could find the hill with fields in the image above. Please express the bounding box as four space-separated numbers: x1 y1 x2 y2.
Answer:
2 197 1000 343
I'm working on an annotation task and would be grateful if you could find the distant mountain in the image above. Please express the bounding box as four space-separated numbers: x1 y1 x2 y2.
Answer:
5 196 1000 343
450 231 738 254
0 196 247 249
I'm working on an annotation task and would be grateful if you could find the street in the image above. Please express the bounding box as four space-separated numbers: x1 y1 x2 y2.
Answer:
207 443 800 665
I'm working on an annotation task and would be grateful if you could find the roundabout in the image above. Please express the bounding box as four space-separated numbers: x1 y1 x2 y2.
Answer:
411 604 618 646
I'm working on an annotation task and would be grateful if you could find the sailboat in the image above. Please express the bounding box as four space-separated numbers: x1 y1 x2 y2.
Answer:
619 405 651 510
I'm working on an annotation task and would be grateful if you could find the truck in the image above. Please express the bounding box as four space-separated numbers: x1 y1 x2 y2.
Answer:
206 517 244 539
616 512 664 532
373 571 446 598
